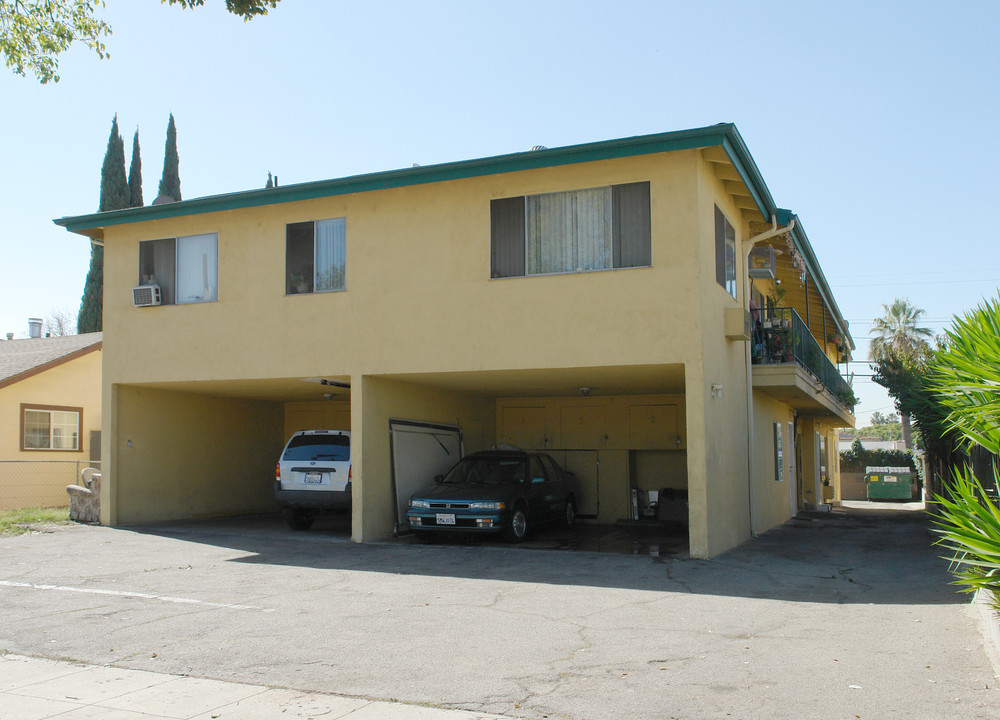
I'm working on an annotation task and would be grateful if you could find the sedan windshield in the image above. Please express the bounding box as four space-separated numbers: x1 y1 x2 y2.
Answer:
442 457 526 485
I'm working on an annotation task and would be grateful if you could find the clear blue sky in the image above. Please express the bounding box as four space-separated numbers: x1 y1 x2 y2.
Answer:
2 0 998 426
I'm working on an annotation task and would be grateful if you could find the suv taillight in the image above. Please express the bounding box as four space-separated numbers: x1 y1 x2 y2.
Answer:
349 465 352 481
275 463 281 483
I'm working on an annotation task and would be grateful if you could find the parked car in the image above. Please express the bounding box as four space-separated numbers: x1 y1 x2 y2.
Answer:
274 430 351 530
407 449 577 542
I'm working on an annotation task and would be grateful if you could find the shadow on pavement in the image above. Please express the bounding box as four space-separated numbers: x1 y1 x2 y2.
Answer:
131 503 962 606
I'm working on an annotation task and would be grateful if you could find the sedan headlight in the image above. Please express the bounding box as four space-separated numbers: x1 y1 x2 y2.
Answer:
468 501 505 510
409 499 430 508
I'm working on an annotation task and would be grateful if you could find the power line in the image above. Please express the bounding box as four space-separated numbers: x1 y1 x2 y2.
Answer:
832 279 999 288
825 268 1000 280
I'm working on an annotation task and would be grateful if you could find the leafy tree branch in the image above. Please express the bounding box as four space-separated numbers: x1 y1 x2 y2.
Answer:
1 0 279 83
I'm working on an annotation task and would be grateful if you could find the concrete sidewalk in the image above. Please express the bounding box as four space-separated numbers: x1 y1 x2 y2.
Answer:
0 654 507 720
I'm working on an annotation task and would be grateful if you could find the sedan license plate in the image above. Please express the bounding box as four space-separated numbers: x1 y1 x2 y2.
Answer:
303 472 323 484
436 513 456 525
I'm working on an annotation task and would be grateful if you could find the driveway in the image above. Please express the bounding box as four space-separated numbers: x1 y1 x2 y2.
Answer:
1 505 997 719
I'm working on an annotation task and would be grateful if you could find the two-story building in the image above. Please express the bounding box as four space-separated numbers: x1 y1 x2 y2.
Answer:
55 123 854 558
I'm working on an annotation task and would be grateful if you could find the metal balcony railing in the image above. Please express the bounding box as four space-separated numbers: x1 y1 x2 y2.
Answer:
751 307 856 410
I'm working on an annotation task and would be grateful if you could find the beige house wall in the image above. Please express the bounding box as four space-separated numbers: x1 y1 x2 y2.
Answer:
0 348 102 510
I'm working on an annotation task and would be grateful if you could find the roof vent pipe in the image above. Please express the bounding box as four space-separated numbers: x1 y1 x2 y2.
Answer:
28 318 42 338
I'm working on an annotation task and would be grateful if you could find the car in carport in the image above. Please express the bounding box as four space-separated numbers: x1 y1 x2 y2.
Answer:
274 430 351 530
407 449 576 542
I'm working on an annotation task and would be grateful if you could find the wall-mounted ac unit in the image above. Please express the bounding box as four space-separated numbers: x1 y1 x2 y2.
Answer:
748 246 776 279
132 285 161 307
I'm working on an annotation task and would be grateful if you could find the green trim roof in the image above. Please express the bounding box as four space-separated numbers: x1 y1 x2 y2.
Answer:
54 123 776 234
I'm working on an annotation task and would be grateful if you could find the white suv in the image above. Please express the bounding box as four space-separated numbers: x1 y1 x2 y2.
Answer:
274 430 351 530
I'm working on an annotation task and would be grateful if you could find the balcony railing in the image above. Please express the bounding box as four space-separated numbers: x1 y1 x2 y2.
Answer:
751 306 856 409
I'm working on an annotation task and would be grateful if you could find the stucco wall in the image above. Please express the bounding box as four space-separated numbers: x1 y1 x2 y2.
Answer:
110 385 284 524
750 392 796 533
99 153 706 388
693 154 754 557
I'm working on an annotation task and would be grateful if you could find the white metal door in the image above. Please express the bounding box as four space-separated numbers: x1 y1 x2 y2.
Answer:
389 420 463 533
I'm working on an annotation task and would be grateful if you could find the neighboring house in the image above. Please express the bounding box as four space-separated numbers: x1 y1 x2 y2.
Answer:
0 330 103 510
55 123 854 558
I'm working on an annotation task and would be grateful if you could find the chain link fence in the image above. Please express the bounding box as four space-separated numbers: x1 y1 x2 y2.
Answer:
0 460 101 511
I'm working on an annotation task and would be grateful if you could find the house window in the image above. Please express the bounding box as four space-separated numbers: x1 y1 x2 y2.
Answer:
715 205 737 298
286 218 346 294
138 233 218 305
491 182 650 278
773 422 784 482
21 404 82 451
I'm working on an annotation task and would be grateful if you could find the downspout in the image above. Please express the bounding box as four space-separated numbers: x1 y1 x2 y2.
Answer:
741 216 796 537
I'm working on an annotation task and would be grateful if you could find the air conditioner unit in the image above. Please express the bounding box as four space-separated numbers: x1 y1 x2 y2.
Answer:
748 246 777 279
132 284 161 307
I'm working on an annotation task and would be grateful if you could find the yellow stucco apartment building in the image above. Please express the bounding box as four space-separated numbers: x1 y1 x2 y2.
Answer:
56 124 855 558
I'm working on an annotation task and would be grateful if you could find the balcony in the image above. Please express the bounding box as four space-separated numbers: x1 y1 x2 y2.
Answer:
750 307 856 426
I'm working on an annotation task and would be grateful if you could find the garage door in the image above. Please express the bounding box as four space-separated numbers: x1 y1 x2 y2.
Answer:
390 419 463 534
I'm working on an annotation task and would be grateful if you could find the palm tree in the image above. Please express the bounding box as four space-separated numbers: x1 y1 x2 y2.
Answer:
869 298 932 449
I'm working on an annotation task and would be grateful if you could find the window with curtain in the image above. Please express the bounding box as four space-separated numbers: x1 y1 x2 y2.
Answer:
715 205 737 298
491 182 650 278
22 405 82 451
138 233 218 305
286 218 346 294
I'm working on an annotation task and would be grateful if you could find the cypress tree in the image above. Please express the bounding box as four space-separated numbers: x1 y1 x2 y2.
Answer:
158 113 181 201
78 115 129 333
128 129 143 208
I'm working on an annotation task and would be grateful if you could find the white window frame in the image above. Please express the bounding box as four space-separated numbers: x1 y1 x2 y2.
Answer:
138 232 218 305
285 218 347 295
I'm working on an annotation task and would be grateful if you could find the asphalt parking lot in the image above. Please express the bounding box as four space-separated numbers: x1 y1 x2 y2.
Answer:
1 504 998 720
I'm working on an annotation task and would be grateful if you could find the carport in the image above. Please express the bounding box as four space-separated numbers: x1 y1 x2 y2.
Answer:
106 375 352 527
105 364 694 555
353 364 691 550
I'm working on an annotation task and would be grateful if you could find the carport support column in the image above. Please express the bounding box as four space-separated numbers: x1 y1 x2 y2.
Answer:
685 370 710 559
350 375 398 544
102 382 118 525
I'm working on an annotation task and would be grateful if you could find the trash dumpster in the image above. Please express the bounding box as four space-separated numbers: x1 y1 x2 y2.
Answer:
865 466 913 501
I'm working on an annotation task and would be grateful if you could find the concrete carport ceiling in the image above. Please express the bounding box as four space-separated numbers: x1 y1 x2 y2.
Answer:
379 364 686 397
128 376 352 402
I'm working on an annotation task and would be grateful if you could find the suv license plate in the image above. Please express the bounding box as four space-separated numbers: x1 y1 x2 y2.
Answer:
436 513 456 525
303 473 323 484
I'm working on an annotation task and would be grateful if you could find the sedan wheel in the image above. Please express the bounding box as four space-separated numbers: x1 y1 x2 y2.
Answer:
562 498 576 530
503 505 528 542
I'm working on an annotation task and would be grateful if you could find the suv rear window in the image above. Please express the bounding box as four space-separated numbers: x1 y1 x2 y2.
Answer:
282 434 350 461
